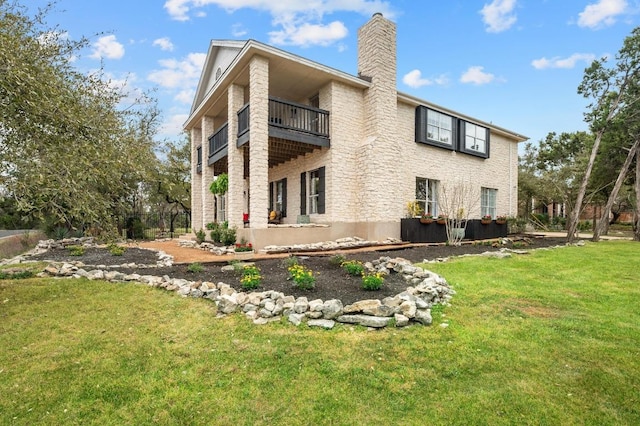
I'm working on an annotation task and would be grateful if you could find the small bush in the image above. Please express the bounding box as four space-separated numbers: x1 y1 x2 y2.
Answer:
241 265 262 290
229 261 245 274
221 226 237 246
282 256 299 269
328 254 346 267
187 262 204 273
195 229 206 244
362 272 384 291
288 264 316 290
0 269 35 280
205 222 216 230
209 222 222 243
342 260 364 276
67 245 85 256
107 243 126 256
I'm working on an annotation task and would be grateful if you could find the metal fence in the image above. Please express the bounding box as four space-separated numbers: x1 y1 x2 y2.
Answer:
117 212 191 240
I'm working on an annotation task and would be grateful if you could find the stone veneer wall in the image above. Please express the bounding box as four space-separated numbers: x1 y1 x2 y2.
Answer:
396 101 520 217
190 127 203 231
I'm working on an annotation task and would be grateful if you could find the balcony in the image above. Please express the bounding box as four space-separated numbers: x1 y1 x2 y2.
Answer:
206 97 330 172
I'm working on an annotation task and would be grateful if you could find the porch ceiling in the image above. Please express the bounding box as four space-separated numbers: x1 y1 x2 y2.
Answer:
268 137 320 167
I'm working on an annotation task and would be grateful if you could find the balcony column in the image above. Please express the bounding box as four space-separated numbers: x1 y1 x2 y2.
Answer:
190 127 203 231
248 55 270 229
201 115 215 226
227 84 245 229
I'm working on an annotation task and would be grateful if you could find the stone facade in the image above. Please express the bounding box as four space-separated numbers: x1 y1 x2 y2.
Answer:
185 13 526 249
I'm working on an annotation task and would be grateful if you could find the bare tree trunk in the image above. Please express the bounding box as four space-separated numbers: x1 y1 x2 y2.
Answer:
593 138 640 241
567 130 605 242
635 148 640 241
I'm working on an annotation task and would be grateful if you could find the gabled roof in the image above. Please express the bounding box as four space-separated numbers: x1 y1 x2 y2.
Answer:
190 40 246 115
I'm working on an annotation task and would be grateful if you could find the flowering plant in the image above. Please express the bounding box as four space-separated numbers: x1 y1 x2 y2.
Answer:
234 242 253 252
482 214 492 221
421 213 434 219
288 264 316 290
496 215 507 222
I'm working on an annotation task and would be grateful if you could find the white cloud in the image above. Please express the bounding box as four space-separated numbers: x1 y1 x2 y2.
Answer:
531 53 597 69
147 52 206 89
90 35 125 60
480 0 517 33
578 0 627 29
402 69 449 88
159 113 189 138
175 89 195 104
153 37 175 51
231 23 248 37
460 66 495 85
269 21 348 47
163 0 395 46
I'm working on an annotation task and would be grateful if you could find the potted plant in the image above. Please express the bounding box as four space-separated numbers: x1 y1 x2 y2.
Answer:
496 215 507 225
481 214 492 225
420 213 434 224
436 214 447 225
233 239 254 260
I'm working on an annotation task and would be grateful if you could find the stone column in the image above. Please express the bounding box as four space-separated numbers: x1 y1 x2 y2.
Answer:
248 55 269 229
227 84 245 229
201 115 215 226
190 127 203 231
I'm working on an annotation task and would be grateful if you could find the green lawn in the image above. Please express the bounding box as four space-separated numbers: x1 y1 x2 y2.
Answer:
1 241 639 425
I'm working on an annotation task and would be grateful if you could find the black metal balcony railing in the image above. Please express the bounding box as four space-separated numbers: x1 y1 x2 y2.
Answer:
237 97 329 139
196 146 202 173
208 123 228 159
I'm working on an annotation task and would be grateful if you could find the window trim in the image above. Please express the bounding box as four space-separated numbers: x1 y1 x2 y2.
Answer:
481 187 497 218
458 121 490 158
300 166 325 215
415 106 456 150
416 177 439 216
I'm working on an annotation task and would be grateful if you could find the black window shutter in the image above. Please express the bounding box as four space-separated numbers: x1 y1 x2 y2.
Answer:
269 182 274 212
317 166 325 214
300 172 306 215
282 178 287 217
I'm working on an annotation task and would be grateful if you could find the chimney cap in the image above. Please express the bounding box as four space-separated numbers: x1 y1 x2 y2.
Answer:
372 12 383 18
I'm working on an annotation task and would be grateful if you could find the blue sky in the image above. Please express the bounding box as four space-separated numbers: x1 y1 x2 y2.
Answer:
28 0 639 148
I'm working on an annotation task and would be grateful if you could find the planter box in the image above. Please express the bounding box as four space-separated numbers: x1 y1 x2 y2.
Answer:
233 250 255 260
401 218 447 243
465 220 507 240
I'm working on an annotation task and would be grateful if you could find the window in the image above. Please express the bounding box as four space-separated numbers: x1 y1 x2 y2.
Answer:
460 121 490 158
269 178 287 217
415 106 455 149
416 178 439 216
481 187 497 218
217 194 226 222
196 146 202 173
300 167 325 215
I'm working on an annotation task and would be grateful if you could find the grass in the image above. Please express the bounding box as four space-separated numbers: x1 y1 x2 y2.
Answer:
1 241 639 424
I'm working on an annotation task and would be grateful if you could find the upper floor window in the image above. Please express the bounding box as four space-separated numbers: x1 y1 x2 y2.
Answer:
416 106 455 150
460 121 490 158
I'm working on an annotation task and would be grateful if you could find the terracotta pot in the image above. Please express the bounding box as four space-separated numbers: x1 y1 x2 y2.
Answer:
420 218 434 224
436 218 447 225
481 219 492 225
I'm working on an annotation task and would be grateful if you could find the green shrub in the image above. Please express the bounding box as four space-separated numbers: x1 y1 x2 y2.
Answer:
241 265 262 290
362 272 384 290
205 222 216 230
342 260 364 276
209 223 221 242
328 254 346 267
221 226 236 246
52 226 70 240
288 264 316 290
195 229 206 244
107 243 126 256
67 245 85 256
0 269 35 280
282 256 299 269
186 262 204 273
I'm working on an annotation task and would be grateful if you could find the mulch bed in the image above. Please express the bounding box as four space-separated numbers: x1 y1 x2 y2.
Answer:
29 236 570 305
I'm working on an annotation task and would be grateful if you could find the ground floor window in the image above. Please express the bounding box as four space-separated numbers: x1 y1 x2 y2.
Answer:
217 194 226 222
416 177 439 216
481 187 497 218
269 178 287 217
300 166 325 215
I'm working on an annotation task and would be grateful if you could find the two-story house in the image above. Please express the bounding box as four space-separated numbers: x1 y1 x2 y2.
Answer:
185 13 527 249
